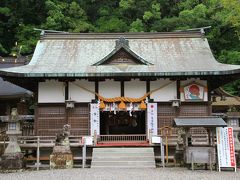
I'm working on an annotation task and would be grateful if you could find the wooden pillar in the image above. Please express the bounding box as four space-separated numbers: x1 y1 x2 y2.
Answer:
95 81 99 100
36 136 40 171
121 81 124 97
146 80 150 98
207 128 211 146
65 81 69 101
176 80 180 99
65 81 69 124
176 80 181 117
185 128 190 147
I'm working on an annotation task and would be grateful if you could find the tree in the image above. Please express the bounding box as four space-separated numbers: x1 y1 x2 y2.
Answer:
0 0 239 95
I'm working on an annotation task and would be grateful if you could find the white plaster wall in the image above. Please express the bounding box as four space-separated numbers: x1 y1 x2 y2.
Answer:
180 78 208 101
150 80 177 102
38 80 65 103
69 80 95 102
125 79 146 98
99 79 120 98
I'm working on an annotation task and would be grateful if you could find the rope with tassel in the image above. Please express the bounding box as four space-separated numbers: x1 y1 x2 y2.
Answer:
71 81 173 109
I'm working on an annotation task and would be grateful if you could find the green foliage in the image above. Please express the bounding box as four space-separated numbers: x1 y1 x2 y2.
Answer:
96 17 128 32
219 50 240 65
220 0 240 37
0 7 11 16
130 19 144 32
119 0 134 9
0 0 239 95
14 24 40 55
43 0 92 32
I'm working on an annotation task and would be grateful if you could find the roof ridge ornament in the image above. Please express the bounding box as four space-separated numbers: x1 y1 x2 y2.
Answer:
174 26 211 35
115 37 129 48
34 28 69 36
92 36 153 66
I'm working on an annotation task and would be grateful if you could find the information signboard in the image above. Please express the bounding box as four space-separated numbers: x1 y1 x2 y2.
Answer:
216 127 236 172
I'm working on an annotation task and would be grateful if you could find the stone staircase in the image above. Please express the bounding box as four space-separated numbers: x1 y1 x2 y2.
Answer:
91 147 156 168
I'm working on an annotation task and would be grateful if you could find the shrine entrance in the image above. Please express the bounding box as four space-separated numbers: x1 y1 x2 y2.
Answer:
100 111 146 135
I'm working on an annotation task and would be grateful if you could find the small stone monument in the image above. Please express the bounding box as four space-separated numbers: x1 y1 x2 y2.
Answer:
175 127 185 165
0 108 23 169
50 124 73 169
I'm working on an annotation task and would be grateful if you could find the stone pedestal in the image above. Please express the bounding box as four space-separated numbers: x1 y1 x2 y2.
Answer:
0 152 23 169
50 145 73 169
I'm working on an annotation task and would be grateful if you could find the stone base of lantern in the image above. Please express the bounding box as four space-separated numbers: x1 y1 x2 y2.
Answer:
0 152 24 169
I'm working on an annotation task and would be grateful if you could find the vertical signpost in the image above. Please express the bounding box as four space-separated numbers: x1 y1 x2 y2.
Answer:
147 103 158 139
216 127 236 172
152 136 165 168
90 103 100 137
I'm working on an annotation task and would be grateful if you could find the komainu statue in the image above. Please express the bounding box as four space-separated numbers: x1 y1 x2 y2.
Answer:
50 124 73 169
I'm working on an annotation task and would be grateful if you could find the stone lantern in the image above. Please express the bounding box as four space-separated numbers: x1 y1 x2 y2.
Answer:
0 108 23 169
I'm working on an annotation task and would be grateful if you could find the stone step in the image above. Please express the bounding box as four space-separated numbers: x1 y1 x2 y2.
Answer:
91 161 156 166
93 147 153 153
91 147 156 168
91 165 156 168
92 152 153 157
92 156 155 161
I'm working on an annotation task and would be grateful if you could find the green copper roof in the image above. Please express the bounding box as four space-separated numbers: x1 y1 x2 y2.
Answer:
0 32 240 78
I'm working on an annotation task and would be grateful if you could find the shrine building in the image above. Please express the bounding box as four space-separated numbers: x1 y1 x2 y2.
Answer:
0 31 240 143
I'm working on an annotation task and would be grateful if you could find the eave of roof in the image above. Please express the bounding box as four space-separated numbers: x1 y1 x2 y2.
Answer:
0 77 33 98
1 69 240 78
173 117 227 127
212 96 240 106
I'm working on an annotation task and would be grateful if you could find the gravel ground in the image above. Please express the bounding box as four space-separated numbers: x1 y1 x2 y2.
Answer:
1 168 240 180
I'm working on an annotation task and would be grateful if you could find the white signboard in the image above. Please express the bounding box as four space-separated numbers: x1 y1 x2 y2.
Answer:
216 127 236 171
152 136 162 144
147 103 158 136
82 136 93 145
90 103 100 136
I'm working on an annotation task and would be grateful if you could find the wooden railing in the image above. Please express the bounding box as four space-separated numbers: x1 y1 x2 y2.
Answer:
98 134 147 142
226 111 240 117
160 134 209 146
17 136 83 147
98 134 209 145
16 136 85 170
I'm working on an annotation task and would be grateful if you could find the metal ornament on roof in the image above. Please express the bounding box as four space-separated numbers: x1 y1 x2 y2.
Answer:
115 37 129 48
93 36 152 66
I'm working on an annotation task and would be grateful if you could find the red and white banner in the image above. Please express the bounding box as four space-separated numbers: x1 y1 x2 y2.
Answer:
216 127 236 170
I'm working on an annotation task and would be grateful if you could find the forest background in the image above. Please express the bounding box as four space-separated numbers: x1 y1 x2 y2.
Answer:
0 0 240 95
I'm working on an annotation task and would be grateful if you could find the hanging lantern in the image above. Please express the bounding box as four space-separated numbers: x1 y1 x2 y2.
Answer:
99 101 105 109
140 100 147 109
119 101 126 109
